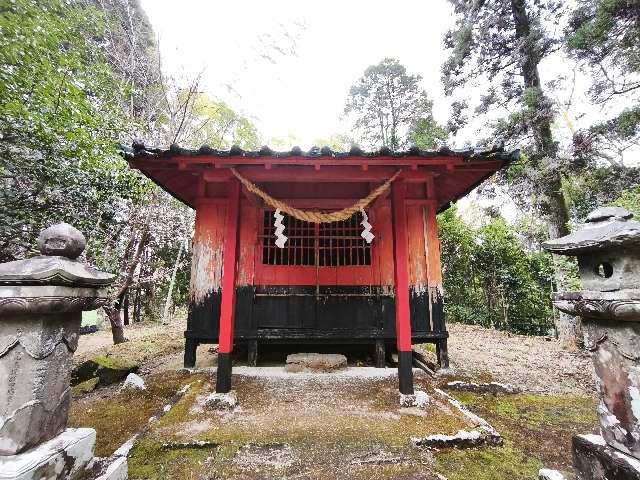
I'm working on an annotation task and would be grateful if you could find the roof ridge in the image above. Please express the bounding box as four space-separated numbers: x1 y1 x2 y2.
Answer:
119 142 519 162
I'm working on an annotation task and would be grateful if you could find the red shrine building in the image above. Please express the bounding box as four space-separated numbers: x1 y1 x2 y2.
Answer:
124 144 516 394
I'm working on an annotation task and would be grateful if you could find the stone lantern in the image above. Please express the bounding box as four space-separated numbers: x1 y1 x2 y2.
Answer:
0 223 114 479
543 207 640 480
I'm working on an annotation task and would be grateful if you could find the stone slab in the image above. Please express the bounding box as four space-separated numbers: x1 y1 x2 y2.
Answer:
285 353 347 373
94 456 128 480
539 468 567 480
573 434 640 480
0 428 96 480
203 391 238 410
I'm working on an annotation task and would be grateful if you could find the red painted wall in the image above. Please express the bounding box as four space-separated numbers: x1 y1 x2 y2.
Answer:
191 183 443 292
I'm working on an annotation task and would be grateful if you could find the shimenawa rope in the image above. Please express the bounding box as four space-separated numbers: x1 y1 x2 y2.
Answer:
229 167 403 223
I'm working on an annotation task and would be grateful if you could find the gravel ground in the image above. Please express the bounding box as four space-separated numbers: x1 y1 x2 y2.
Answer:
439 323 596 397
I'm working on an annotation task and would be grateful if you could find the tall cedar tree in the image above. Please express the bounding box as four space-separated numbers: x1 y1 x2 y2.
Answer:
443 0 568 237
442 0 581 343
565 0 640 163
345 58 446 151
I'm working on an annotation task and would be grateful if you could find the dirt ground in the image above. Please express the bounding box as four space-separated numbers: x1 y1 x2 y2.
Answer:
436 323 595 396
69 317 600 479
76 318 595 396
126 369 478 480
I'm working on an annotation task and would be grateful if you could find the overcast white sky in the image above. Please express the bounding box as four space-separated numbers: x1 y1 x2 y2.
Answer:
139 0 636 221
140 0 455 148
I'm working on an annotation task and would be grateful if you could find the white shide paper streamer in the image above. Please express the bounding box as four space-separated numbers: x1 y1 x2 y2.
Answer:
274 209 288 248
360 208 374 243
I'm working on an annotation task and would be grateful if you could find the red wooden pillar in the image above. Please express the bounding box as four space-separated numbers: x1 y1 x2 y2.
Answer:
216 180 241 393
391 180 414 394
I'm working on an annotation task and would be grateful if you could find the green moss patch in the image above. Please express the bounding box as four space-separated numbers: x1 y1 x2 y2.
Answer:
68 370 205 457
72 377 99 396
71 354 139 387
435 392 599 479
128 437 212 480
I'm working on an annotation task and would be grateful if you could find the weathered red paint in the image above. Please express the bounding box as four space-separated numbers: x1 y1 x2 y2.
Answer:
190 200 226 304
202 166 437 183
424 201 443 291
407 204 428 288
391 181 413 353
217 180 241 354
373 202 395 287
236 200 258 287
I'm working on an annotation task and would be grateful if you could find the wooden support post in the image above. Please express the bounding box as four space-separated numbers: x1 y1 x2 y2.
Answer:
216 180 241 393
391 181 414 394
247 340 258 367
375 340 386 368
184 339 198 368
436 339 450 369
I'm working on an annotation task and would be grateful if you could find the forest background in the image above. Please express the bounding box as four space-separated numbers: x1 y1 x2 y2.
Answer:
1 0 638 343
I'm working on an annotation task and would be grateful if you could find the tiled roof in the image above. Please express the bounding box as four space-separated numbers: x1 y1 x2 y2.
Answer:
119 142 519 162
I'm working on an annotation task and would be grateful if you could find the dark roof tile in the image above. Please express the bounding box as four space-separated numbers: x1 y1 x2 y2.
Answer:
119 143 519 162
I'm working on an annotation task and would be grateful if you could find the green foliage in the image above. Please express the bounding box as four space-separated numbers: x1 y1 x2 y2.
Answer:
170 90 261 149
565 0 640 160
611 184 640 216
310 133 352 151
566 0 639 75
439 207 555 335
0 0 142 261
409 117 448 150
344 58 447 150
442 0 572 243
562 165 640 221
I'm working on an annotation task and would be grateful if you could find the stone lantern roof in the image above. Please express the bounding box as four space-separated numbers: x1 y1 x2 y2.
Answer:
0 223 113 287
543 207 640 255
0 223 114 316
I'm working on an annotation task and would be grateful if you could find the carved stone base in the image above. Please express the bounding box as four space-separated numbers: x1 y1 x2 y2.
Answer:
0 312 80 454
573 434 640 480
0 428 96 480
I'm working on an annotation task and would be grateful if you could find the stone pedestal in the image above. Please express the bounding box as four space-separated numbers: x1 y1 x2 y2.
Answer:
0 428 96 480
582 315 640 458
573 434 640 480
543 208 640 478
0 223 115 479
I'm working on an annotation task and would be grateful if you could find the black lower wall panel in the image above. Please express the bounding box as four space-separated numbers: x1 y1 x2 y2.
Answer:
185 285 446 343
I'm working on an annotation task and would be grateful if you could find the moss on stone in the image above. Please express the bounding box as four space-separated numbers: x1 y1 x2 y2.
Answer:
72 377 99 396
71 354 139 387
92 355 138 371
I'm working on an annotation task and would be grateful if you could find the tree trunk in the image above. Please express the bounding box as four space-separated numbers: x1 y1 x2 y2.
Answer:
510 0 579 347
133 287 141 322
104 305 127 344
162 239 185 325
123 292 130 326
